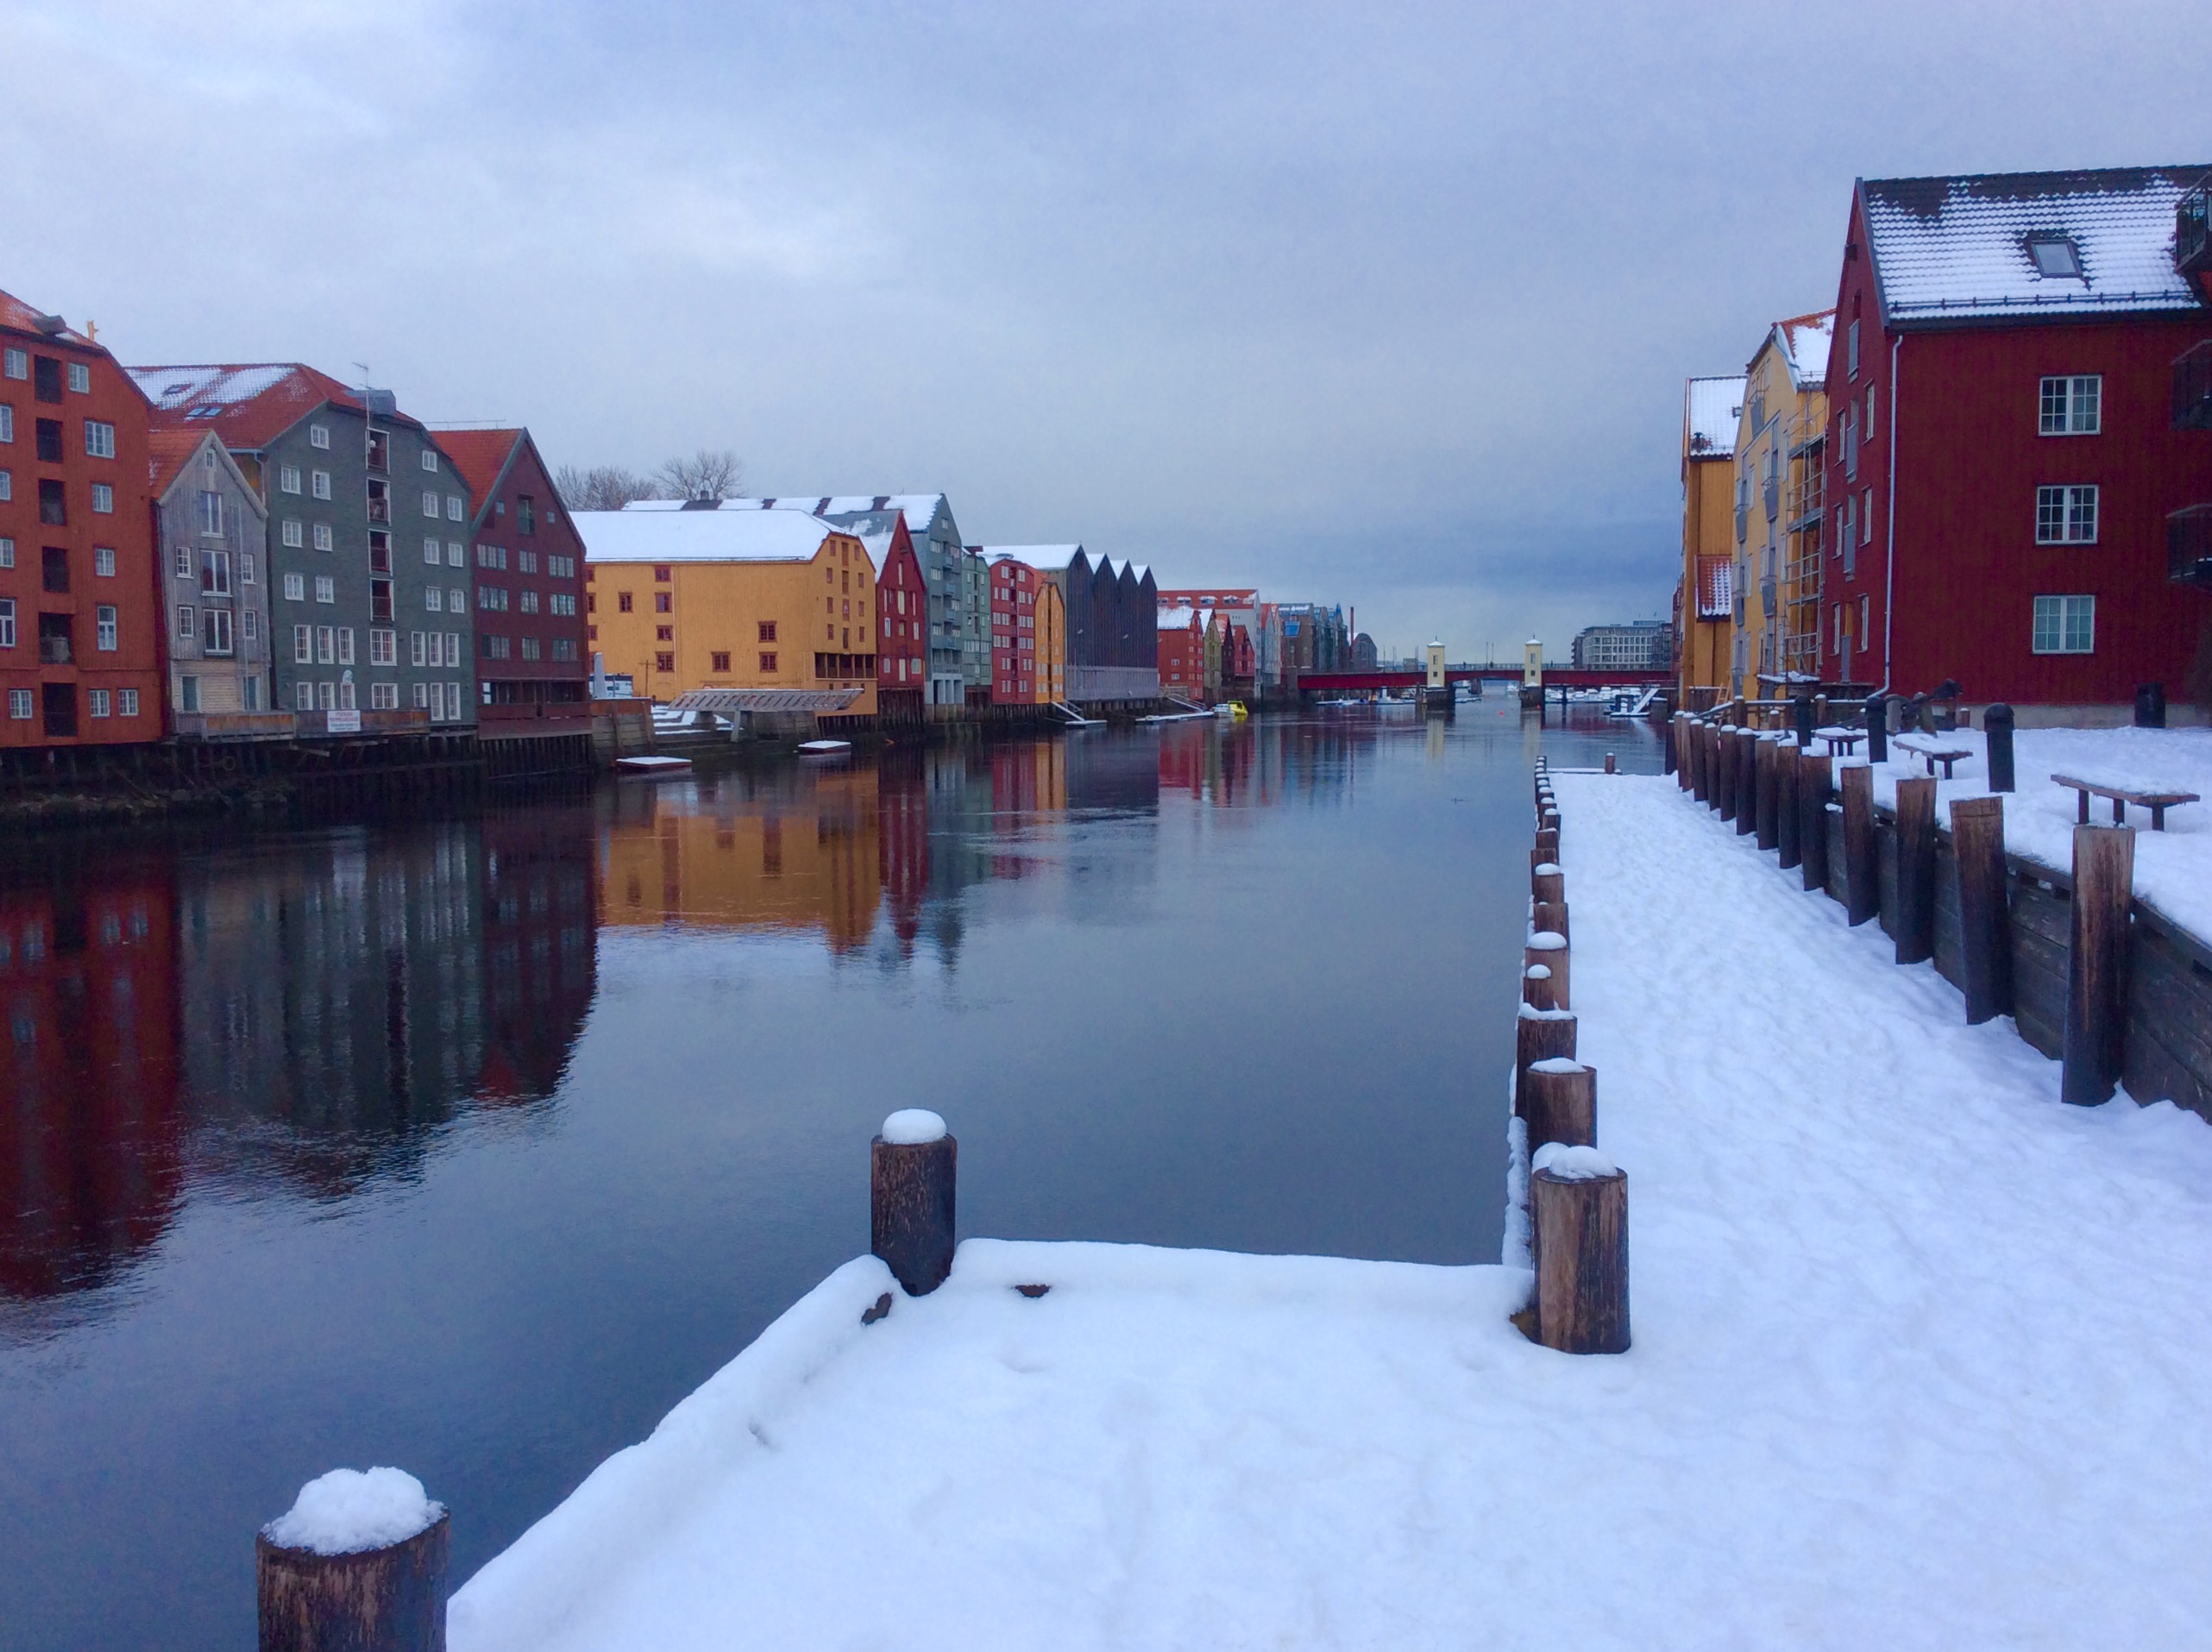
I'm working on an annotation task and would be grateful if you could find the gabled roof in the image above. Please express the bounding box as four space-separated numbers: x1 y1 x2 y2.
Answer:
1774 311 1836 390
127 363 374 450
436 428 525 507
1684 376 1747 458
147 428 270 514
0 286 100 349
627 494 949 536
577 507 856 564
1157 606 1207 631
1861 166 2212 324
983 544 1087 572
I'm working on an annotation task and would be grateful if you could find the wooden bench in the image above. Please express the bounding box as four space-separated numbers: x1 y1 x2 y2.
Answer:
2051 774 2202 831
1813 725 1864 757
1892 732 1975 778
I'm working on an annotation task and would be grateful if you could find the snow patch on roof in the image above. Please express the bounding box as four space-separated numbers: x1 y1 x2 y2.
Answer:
1685 377 1746 458
1775 311 1836 390
628 494 949 537
579 508 851 564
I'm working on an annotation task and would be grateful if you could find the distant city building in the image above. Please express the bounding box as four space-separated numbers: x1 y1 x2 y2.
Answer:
985 552 1043 704
1350 632 1379 669
1157 605 1205 704
860 513 927 719
1677 373 1745 709
1572 620 1672 670
150 429 272 728
983 546 1158 703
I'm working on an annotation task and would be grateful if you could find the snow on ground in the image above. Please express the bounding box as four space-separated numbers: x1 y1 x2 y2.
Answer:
1849 725 2212 940
449 772 2212 1651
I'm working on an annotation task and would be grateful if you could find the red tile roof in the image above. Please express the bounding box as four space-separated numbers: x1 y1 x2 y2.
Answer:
435 427 525 505
125 362 372 451
147 428 208 499
0 285 99 348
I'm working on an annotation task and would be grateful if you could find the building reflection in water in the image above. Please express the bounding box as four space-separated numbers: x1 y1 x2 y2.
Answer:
1 807 600 1315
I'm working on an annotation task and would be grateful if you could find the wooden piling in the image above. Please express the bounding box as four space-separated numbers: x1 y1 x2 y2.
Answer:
1530 1151 1629 1355
1715 725 1738 820
1534 826 1559 864
871 1115 958 1295
1531 898 1569 945
1733 729 1757 837
1513 1006 1577 1118
1603 753 1616 775
1775 741 1802 870
2061 824 2135 1106
1522 964 1555 1011
1523 1058 1595 1152
1675 715 1693 790
1754 735 1779 851
1532 863 1564 908
1840 763 1877 927
1691 721 1712 804
257 1509 449 1652
1524 931 1569 1011
1895 775 1937 964
1798 749 1830 894
1983 702 2015 794
1951 795 2013 1025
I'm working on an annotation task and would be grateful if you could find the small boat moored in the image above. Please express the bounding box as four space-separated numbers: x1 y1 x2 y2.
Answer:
615 754 694 778
798 738 852 757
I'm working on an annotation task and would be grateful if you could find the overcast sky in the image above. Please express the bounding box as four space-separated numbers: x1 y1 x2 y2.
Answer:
3 1 2205 657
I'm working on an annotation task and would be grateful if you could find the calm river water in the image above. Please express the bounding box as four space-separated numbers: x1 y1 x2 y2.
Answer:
0 705 1656 1649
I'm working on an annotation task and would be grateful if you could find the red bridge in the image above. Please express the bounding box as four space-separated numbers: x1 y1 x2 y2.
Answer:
1297 666 1669 692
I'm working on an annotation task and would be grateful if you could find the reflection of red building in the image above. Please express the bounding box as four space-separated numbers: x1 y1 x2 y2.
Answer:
1157 721 1208 799
877 748 928 951
872 518 927 719
0 862 181 1297
477 801 600 1102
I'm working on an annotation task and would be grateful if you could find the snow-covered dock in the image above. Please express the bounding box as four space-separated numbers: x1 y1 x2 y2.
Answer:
445 769 2212 1651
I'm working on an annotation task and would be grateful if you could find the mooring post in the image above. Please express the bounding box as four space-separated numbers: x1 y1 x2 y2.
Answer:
1531 897 1570 945
1983 702 2015 794
1512 1005 1577 1117
1531 861 1564 908
2061 824 2135 1106
1798 749 1831 894
1675 716 1693 790
1775 740 1802 871
1793 693 1815 747
1714 725 1736 820
1522 963 1555 1011
257 1469 449 1652
1541 807 1562 852
872 1109 957 1295
1603 752 1616 775
1840 763 1878 927
1754 735 1779 850
1530 1144 1629 1355
1895 775 1937 964
1533 826 1559 866
1524 929 1569 1011
1951 795 2013 1025
1523 1058 1596 1153
1864 691 1888 764
1734 729 1758 837
1692 721 1712 805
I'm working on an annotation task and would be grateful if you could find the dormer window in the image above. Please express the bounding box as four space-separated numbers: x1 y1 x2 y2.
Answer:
2026 234 2083 279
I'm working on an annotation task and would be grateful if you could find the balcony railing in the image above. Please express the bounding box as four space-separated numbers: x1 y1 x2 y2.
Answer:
39 635 72 664
2170 503 2212 586
1763 476 1781 522
2177 185 2210 278
2175 340 2212 432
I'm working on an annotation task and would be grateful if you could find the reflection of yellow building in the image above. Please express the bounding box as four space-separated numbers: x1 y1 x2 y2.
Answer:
1034 581 1065 704
600 772 881 952
1679 375 1744 709
579 506 877 708
1729 311 1833 694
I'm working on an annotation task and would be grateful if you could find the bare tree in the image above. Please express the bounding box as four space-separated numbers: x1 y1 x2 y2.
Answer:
554 463 658 512
656 448 744 502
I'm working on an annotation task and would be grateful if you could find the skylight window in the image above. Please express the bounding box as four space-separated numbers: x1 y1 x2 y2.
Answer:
2026 234 2083 279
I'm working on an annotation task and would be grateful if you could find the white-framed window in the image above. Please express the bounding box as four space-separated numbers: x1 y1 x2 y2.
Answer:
317 681 335 711
2 349 24 379
203 607 233 656
283 518 305 548
412 682 429 709
96 605 116 650
88 688 110 719
280 464 302 494
410 630 427 666
1846 318 1859 378
85 419 115 459
337 627 355 664
372 681 399 709
311 469 331 499
294 680 314 711
1861 490 1874 546
200 549 232 595
1863 386 1876 442
550 592 576 616
2032 594 2095 654
446 633 461 669
0 598 12 647
310 424 330 449
67 361 90 393
0 537 10 568
0 405 10 443
425 586 444 612
243 609 258 642
423 489 440 517
175 545 195 580
424 537 442 564
118 688 138 718
198 490 223 536
95 546 115 577
519 588 539 613
316 625 336 664
2039 375 2102 436
241 552 255 585
420 449 438 473
283 572 305 601
178 604 197 642
446 541 463 567
315 575 335 603
0 469 10 501
337 677 355 712
91 482 113 513
370 628 396 665
7 688 29 719
2035 485 2098 544
313 523 333 552
449 587 466 613
293 625 312 663
446 495 463 521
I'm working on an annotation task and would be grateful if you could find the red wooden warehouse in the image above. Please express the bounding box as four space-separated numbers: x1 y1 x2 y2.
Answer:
1821 166 2212 719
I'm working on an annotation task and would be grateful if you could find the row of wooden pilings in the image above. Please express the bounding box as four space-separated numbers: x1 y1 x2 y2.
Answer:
1668 710 2135 1105
1515 757 1631 1356
249 1112 960 1650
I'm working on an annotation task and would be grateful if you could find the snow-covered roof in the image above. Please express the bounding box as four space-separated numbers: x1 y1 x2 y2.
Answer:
0 286 99 348
627 495 948 536
983 544 1085 572
1684 376 1747 459
128 362 376 449
1775 311 1836 391
577 507 852 564
1863 166 2212 323
1158 606 1207 631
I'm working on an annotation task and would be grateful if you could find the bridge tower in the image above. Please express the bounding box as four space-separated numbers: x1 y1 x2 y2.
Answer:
1423 642 1453 714
1521 638 1543 709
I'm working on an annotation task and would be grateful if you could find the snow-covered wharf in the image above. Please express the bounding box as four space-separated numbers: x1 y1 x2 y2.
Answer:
308 761 2212 1650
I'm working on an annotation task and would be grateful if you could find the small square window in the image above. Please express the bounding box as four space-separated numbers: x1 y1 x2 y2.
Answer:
91 482 113 513
2038 375 2102 436
421 449 438 473
1 349 25 380
89 688 110 719
2032 594 2095 654
448 541 464 567
655 592 671 613
2035 485 2098 544
2026 234 2083 279
447 495 464 521
311 470 331 500
313 523 334 552
284 572 305 600
84 419 115 459
67 362 91 393
95 546 115 577
310 424 330 449
118 688 139 718
315 575 336 603
280 464 303 494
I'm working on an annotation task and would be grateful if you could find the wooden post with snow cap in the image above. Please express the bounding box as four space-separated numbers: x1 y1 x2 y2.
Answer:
1531 897 1569 945
1513 1005 1576 1119
1524 929 1568 1012
1895 775 1937 965
1533 827 1559 867
1530 1144 1629 1355
1531 861 1564 909
1714 725 1738 820
1951 795 2012 1026
1523 1058 1595 1153
1731 730 1755 835
257 1467 449 1652
1604 752 1616 775
1840 763 1878 927
1775 741 1802 871
2062 824 2135 1106
1675 716 1694 790
1691 721 1712 804
872 1109 957 1295
1522 964 1555 1011
1754 735 1779 851
1798 748 1831 894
